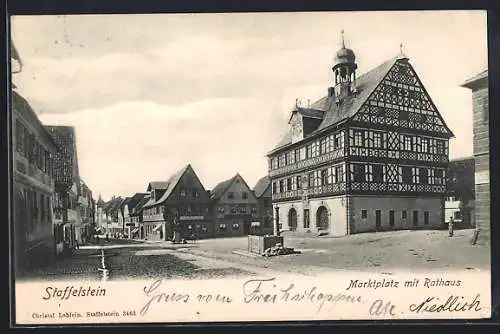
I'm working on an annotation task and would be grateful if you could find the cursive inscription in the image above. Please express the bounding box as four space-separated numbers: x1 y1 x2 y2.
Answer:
140 280 190 316
242 277 362 313
409 294 482 313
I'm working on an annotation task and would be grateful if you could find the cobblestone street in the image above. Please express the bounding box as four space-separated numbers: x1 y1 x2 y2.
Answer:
17 229 490 282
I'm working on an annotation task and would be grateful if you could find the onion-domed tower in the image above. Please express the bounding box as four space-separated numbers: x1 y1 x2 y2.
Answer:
332 30 358 100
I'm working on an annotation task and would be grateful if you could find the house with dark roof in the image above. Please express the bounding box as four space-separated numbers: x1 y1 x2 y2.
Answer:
142 164 211 240
45 125 84 251
252 175 273 235
210 173 259 237
268 32 453 236
445 157 475 228
102 196 123 235
118 193 149 238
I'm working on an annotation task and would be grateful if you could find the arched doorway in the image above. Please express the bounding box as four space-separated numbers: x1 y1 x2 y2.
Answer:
288 208 297 231
316 206 329 230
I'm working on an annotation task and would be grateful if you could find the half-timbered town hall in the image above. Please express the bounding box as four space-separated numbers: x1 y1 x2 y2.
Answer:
268 33 454 236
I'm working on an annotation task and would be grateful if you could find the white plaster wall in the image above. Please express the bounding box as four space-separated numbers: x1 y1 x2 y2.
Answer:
273 195 348 236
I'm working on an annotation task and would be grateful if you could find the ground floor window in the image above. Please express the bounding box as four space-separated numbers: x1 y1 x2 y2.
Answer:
424 211 429 225
402 210 407 219
361 210 367 219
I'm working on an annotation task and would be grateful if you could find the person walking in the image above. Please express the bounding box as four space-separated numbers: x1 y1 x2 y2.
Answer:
448 216 454 237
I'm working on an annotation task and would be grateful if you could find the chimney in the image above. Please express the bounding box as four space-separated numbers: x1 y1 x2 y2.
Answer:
328 87 335 97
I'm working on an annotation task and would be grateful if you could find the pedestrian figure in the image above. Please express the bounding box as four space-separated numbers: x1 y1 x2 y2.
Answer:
105 234 110 242
448 216 454 237
75 239 80 250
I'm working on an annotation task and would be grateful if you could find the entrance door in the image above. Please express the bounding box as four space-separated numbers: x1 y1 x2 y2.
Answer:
243 220 250 235
316 206 329 230
375 210 381 229
389 210 395 228
288 208 297 231
413 210 419 227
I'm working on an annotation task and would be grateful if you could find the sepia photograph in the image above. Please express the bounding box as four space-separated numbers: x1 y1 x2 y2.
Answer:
10 10 490 324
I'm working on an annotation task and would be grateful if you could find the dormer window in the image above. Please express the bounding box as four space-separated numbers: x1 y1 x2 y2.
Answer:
180 188 187 198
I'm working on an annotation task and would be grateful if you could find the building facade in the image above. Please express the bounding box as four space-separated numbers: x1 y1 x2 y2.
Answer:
142 165 212 241
120 193 148 238
78 180 95 243
12 89 58 270
45 125 82 251
461 70 489 246
268 35 453 236
445 157 475 228
102 196 123 236
210 174 259 237
253 176 274 235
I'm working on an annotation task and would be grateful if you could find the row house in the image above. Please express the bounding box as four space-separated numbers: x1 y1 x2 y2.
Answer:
461 70 489 246
445 157 475 228
268 33 453 236
252 175 274 235
101 196 123 235
141 182 170 240
129 194 150 239
142 165 212 241
210 173 259 237
45 126 82 251
12 88 59 270
120 192 148 238
78 179 95 243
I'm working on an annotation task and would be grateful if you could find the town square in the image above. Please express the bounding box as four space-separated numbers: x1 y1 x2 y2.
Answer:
10 12 489 282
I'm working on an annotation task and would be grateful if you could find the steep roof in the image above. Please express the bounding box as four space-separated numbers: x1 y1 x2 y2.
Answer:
253 175 271 198
144 164 195 207
127 193 147 210
104 197 123 215
147 181 169 191
461 69 488 88
133 195 151 214
270 56 404 154
210 173 256 201
210 176 235 200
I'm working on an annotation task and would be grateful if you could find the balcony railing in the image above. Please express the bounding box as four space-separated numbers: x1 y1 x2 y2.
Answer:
269 148 345 178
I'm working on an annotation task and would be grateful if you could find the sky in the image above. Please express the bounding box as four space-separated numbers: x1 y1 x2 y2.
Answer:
11 11 488 201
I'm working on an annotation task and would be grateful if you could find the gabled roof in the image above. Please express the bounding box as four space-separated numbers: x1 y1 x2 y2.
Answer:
253 175 271 198
104 197 123 215
210 173 256 201
461 69 488 88
288 108 325 123
133 195 151 214
126 193 148 212
144 164 198 208
147 181 169 191
270 56 404 154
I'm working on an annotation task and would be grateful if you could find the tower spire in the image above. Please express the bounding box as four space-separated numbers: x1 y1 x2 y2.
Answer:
340 29 345 48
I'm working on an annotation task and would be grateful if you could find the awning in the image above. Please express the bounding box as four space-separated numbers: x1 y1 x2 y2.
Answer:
95 227 102 232
132 228 139 234
251 222 261 227
153 224 162 232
